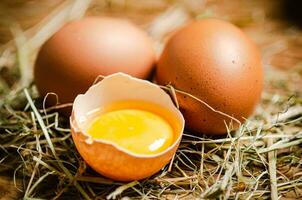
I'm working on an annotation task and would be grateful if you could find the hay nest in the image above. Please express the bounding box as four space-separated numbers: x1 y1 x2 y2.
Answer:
0 1 301 199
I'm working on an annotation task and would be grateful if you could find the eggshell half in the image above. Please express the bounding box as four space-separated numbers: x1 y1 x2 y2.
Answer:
70 73 184 181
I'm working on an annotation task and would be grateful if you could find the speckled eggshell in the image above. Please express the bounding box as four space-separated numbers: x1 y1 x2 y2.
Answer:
156 19 264 135
34 17 155 110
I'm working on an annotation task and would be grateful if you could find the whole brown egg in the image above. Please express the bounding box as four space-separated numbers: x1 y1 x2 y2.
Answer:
156 19 264 135
34 17 155 111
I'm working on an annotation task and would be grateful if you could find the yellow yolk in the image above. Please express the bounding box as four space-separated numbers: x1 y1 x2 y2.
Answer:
86 109 174 155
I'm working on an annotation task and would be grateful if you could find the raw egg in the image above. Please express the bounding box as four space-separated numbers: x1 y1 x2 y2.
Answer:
156 19 263 135
86 105 174 155
34 17 155 110
70 73 184 181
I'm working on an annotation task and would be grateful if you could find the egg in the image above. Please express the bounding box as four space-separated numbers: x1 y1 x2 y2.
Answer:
70 73 184 181
34 17 155 110
156 19 263 135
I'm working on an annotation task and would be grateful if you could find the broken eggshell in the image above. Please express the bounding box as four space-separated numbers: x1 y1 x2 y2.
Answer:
70 73 184 181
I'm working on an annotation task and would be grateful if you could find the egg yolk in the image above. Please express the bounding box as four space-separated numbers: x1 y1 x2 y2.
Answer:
86 109 174 155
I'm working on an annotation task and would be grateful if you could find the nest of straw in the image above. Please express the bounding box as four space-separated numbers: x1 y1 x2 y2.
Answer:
0 0 301 199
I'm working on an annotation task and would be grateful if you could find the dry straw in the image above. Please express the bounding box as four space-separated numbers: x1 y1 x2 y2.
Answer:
0 0 301 199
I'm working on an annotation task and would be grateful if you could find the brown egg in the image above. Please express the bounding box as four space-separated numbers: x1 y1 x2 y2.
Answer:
156 19 264 135
70 73 184 181
34 17 155 110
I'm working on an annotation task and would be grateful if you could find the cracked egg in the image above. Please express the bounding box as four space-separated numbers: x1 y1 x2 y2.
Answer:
70 73 184 181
